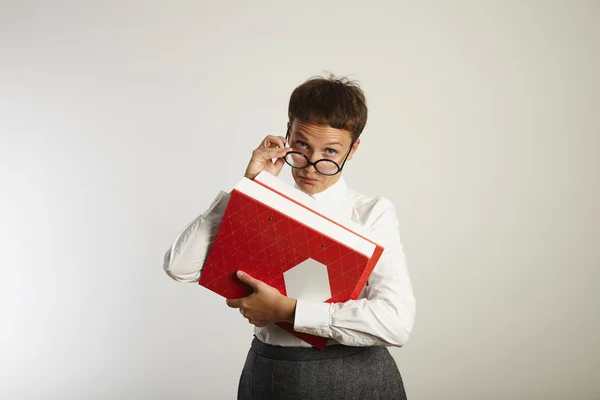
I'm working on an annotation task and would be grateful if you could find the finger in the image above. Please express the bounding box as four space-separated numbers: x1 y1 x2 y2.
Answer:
272 158 285 174
226 298 243 308
253 147 291 161
236 270 262 290
263 135 286 149
277 136 288 148
265 135 285 148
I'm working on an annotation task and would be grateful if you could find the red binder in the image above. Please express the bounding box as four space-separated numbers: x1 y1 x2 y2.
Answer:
199 171 384 349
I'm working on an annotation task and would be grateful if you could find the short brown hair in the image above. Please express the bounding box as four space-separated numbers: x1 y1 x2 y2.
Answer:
288 74 368 141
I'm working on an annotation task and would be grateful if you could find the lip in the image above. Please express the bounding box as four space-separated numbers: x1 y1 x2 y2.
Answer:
300 176 320 183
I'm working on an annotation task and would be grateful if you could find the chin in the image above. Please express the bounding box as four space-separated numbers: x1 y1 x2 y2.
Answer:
296 181 317 193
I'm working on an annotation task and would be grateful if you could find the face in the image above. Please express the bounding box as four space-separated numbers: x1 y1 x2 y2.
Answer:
287 120 360 194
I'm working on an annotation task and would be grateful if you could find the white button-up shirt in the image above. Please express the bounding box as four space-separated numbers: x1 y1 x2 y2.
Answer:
163 177 416 348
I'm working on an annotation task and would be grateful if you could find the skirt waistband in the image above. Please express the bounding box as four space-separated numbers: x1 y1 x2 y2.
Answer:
250 337 372 361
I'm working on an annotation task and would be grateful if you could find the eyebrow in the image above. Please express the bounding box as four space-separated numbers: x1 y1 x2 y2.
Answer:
292 131 344 147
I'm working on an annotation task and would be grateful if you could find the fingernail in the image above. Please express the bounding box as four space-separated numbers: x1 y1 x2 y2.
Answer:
237 271 244 278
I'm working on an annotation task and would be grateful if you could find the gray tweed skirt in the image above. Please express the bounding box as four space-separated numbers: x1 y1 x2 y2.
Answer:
238 337 407 400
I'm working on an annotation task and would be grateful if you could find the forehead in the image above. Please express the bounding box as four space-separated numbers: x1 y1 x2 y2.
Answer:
290 121 352 144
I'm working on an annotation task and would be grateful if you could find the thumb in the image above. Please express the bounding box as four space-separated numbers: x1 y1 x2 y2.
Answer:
237 270 262 290
272 157 285 175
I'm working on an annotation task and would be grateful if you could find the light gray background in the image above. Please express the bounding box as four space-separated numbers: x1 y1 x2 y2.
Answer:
1 1 599 399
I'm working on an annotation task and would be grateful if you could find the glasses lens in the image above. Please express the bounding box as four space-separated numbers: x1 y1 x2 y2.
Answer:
285 152 308 168
314 160 340 175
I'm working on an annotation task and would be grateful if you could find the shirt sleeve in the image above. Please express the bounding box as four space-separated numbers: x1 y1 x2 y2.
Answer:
163 191 230 283
293 199 416 347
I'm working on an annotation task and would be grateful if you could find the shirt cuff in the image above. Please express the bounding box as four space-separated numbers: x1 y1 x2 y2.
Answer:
293 300 331 336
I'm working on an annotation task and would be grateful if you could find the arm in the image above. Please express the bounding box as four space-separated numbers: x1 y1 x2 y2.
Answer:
164 134 291 283
293 200 416 347
163 191 230 283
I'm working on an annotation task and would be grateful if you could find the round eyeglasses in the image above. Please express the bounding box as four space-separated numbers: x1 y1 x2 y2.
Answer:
284 152 344 176
283 129 355 176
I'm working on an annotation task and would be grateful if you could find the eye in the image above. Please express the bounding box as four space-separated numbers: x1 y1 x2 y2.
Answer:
295 140 308 149
325 148 338 156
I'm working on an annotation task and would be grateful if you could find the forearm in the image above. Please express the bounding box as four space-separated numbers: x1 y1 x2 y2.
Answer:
163 216 214 283
293 295 415 347
163 191 229 283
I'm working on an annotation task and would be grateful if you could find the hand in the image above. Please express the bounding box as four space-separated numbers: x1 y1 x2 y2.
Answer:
244 135 293 180
226 271 297 327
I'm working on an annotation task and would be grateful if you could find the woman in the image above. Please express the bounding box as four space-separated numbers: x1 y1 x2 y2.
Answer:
163 75 416 399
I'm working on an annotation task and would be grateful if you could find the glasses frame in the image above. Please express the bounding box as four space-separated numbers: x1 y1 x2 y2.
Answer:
284 128 355 176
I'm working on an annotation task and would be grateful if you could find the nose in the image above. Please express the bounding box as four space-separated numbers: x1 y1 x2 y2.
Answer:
308 152 321 164
304 152 319 173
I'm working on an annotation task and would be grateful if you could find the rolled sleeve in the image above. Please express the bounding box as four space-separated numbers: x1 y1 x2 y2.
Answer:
163 191 230 283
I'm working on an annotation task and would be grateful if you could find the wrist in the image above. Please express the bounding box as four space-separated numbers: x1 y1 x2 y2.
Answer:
278 297 297 323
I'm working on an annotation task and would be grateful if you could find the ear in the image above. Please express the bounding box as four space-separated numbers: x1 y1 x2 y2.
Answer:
347 138 361 161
